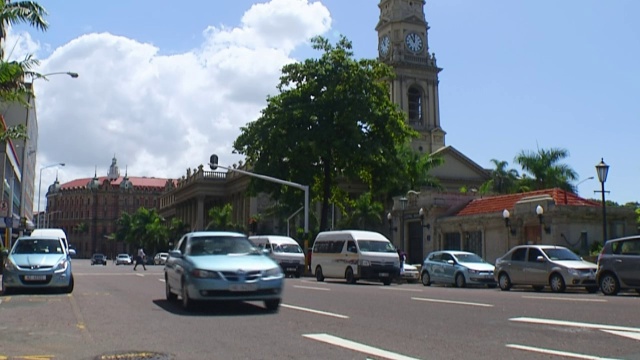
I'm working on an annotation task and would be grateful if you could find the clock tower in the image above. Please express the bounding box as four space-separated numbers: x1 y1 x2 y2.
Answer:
376 0 444 153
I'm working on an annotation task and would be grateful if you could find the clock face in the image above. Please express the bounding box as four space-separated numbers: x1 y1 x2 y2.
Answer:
379 35 390 56
405 32 423 53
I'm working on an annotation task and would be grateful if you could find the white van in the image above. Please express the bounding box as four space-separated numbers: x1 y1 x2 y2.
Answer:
249 235 306 277
311 230 400 285
31 228 69 252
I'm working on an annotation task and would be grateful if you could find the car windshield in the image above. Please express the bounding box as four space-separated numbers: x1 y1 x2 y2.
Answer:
188 236 257 256
453 253 485 263
273 244 303 253
118 255 129 259
13 239 63 255
358 240 396 253
543 248 581 261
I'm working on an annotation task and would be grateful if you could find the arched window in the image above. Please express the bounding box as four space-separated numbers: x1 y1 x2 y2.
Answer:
407 86 423 126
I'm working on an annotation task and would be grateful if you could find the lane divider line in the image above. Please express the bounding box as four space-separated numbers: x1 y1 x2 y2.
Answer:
281 304 349 319
411 297 493 307
304 333 421 360
506 344 620 360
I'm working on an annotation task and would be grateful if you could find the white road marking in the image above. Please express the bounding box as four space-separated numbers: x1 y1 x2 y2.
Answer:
159 279 165 283
135 273 145 277
522 295 607 303
601 330 640 341
506 344 620 360
281 304 349 319
379 286 423 292
303 333 421 360
510 317 640 333
411 297 493 307
293 285 330 291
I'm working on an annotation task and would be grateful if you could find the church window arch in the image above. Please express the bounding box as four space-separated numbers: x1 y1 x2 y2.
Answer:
407 85 424 126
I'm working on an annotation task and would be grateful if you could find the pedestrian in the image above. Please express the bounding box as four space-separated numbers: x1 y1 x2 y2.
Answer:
397 248 406 274
134 246 147 271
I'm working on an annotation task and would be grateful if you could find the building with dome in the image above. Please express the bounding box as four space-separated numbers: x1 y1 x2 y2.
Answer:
43 156 171 258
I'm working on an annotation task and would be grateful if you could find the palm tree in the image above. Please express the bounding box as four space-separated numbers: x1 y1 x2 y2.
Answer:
0 0 48 59
514 147 578 192
482 159 520 194
399 144 444 191
206 203 239 231
341 192 384 230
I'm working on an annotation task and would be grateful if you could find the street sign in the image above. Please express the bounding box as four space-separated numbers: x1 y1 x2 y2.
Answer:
0 200 7 217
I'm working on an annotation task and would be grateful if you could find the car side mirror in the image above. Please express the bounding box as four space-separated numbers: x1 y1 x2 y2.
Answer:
447 260 455 265
262 248 271 255
536 256 545 262
68 249 76 256
168 250 182 258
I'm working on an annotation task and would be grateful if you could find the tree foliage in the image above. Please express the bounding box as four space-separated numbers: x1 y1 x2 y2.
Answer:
114 207 188 254
0 0 48 59
338 192 384 230
233 36 415 232
206 203 243 232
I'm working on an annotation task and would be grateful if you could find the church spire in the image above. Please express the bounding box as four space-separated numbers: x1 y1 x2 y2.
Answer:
107 155 120 181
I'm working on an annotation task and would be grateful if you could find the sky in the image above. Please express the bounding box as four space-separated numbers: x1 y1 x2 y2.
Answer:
5 0 640 212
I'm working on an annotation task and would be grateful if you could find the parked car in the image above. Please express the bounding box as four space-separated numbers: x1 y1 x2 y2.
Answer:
164 231 284 312
421 251 496 288
2 235 76 294
495 245 598 293
115 254 133 265
401 263 420 283
597 235 640 296
154 252 169 265
91 253 108 266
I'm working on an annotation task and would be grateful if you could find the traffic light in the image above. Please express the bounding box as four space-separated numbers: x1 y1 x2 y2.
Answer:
209 154 218 170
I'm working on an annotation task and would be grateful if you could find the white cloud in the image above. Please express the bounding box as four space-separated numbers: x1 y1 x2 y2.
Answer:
21 0 332 211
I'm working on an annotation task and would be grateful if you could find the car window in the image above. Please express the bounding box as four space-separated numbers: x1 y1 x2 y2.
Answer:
441 253 453 263
14 239 63 254
346 241 357 253
188 236 254 255
543 248 581 261
178 236 187 253
511 248 527 261
277 244 303 253
527 248 543 262
454 253 484 263
358 240 395 253
429 253 441 262
618 239 640 255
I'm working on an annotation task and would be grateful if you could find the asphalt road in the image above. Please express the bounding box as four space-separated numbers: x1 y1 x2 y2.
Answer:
1 260 639 360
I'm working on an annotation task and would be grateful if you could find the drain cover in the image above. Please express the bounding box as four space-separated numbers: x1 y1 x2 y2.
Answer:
97 352 175 360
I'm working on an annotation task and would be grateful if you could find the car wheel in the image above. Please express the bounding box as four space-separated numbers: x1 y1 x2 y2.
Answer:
549 273 566 293
599 273 620 296
455 273 466 288
345 267 356 284
181 280 194 311
532 285 544 292
264 299 281 312
315 266 324 282
165 277 177 302
498 273 512 291
382 279 392 286
2 284 12 295
294 270 302 278
421 271 431 286
63 276 74 294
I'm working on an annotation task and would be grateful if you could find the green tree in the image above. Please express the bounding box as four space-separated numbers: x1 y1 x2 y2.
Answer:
481 159 521 194
233 36 415 231
514 147 578 192
339 192 384 230
0 0 48 59
206 203 241 232
114 207 168 253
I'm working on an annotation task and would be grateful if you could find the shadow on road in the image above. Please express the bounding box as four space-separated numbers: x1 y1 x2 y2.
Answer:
153 298 277 317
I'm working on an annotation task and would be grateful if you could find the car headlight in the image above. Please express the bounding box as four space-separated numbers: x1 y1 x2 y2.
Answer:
4 259 16 271
263 267 283 278
567 268 579 276
467 268 479 274
359 260 371 266
54 259 69 272
191 269 221 279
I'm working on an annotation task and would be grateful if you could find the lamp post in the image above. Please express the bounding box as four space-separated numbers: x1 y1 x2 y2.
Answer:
399 196 408 249
595 158 610 244
536 205 544 241
37 163 65 228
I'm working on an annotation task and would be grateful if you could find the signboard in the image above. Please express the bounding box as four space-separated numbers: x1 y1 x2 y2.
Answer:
0 200 7 217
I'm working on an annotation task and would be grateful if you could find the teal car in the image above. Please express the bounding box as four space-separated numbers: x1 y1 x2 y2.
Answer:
164 231 284 312
2 235 76 295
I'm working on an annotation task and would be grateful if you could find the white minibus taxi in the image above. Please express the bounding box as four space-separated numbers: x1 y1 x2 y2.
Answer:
311 230 400 285
249 235 306 277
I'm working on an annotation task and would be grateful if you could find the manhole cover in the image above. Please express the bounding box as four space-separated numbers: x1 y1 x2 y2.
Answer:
96 352 175 360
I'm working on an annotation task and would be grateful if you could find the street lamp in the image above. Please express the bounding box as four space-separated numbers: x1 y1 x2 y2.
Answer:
595 158 610 244
536 205 551 235
502 209 516 235
399 196 408 249
37 162 65 228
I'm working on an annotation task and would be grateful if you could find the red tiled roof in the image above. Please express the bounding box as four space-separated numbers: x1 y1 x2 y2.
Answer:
456 188 600 216
60 176 169 189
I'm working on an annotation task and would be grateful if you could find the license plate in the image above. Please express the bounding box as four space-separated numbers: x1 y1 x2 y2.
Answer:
24 275 46 281
379 272 389 277
286 267 296 271
229 283 258 292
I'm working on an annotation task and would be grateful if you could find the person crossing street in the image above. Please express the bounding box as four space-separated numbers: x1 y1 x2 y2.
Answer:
134 246 147 271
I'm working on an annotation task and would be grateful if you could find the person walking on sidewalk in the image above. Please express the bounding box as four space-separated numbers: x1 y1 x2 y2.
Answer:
134 246 147 271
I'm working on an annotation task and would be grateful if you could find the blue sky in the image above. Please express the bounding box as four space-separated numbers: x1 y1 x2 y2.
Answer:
10 0 640 208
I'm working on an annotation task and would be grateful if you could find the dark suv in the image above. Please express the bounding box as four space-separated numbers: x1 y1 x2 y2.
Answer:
91 253 107 266
597 236 640 296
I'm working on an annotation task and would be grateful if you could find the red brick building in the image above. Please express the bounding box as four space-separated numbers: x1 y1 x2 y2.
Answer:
44 156 171 258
